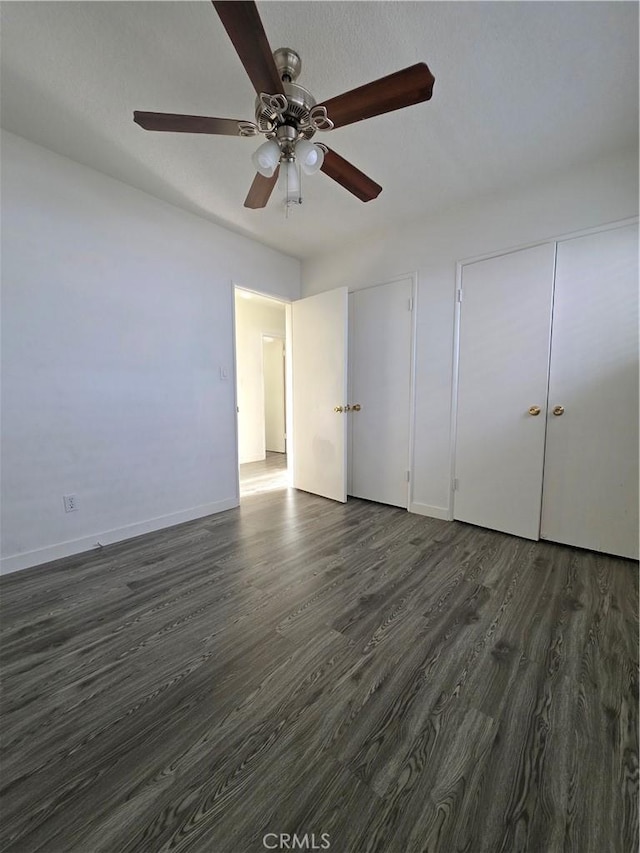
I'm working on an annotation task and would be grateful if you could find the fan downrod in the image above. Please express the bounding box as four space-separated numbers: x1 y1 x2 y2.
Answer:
273 48 301 82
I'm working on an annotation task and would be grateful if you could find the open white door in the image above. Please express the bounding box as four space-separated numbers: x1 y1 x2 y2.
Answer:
291 288 348 502
349 278 414 508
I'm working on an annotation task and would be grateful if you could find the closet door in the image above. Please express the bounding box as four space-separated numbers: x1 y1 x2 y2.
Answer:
454 243 556 539
541 223 639 559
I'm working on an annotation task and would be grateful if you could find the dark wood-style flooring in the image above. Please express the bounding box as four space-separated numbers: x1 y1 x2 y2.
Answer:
1 460 638 853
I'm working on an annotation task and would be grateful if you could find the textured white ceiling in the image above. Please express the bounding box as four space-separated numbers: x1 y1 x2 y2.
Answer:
1 1 637 260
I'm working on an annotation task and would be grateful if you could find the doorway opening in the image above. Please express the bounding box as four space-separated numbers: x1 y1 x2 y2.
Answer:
234 286 291 498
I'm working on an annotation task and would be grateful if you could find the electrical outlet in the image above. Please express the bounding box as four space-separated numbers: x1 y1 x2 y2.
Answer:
63 494 77 513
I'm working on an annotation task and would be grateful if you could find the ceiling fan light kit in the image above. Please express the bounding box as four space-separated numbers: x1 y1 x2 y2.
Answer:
133 1 435 211
295 139 325 176
252 139 281 177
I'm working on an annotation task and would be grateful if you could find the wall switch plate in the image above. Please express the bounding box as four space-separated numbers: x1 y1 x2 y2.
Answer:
63 494 77 512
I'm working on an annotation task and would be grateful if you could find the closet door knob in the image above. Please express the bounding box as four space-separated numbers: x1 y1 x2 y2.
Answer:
352 403 362 411
528 406 541 416
553 405 565 416
334 406 344 413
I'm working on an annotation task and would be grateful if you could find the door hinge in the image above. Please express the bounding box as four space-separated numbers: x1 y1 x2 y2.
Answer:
406 470 410 482
453 477 459 491
456 288 463 303
408 297 413 312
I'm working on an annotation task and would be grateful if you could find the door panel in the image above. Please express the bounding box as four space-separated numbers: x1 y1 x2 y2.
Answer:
541 223 639 559
454 243 556 539
291 288 348 502
348 279 414 508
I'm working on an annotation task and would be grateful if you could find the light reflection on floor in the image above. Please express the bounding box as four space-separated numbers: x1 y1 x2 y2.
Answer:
239 452 289 497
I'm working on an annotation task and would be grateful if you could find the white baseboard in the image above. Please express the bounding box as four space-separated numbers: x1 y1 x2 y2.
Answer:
409 502 453 521
0 497 239 576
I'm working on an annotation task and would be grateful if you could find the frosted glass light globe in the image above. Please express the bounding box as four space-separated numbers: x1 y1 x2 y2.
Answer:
252 140 281 177
295 139 324 175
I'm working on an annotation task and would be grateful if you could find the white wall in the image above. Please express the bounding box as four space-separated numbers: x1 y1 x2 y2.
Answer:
263 338 286 454
302 148 639 519
1 131 300 573
235 294 286 463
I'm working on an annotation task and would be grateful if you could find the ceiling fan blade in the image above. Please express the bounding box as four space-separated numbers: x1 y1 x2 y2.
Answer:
212 1 284 96
318 63 435 129
320 148 382 202
244 168 280 209
134 111 250 135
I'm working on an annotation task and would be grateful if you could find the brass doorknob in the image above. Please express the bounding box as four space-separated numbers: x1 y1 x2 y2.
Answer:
352 403 362 411
334 406 343 413
553 405 565 416
528 406 541 416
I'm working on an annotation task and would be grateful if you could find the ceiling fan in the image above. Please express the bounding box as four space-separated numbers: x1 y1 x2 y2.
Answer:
133 1 435 210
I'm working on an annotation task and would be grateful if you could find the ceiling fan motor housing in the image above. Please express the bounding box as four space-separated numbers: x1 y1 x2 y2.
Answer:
254 49 317 141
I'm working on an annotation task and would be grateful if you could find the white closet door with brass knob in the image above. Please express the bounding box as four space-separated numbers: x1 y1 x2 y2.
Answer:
454 243 556 539
541 223 639 559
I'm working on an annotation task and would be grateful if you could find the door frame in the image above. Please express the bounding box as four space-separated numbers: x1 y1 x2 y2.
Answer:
231 282 293 500
449 216 638 523
347 272 419 509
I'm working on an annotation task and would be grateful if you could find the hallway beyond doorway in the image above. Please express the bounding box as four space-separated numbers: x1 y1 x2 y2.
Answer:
239 451 288 497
